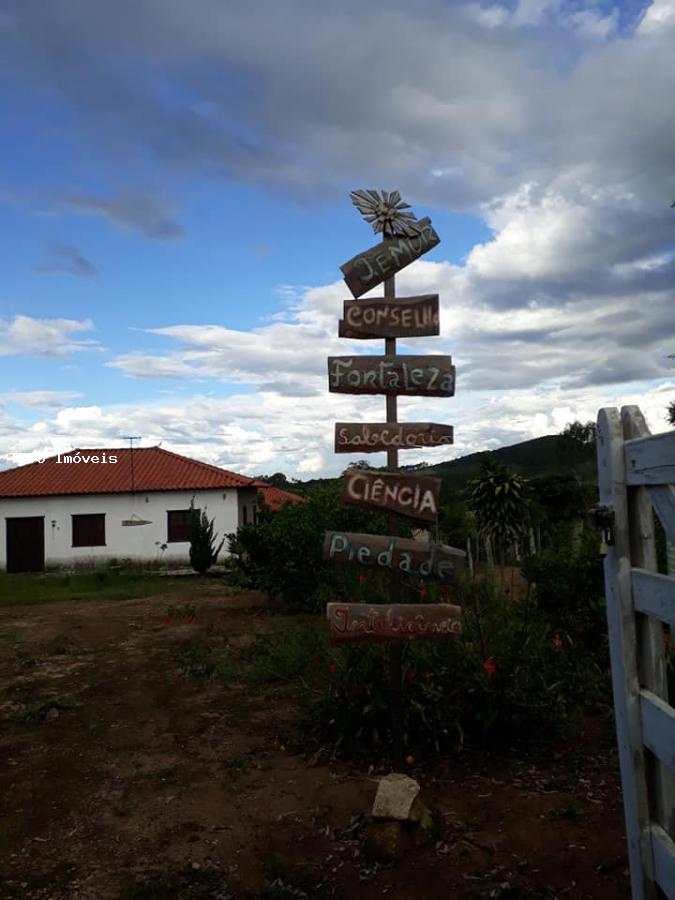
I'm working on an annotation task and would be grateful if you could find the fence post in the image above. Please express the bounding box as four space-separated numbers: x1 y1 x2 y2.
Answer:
622 405 675 840
597 407 655 899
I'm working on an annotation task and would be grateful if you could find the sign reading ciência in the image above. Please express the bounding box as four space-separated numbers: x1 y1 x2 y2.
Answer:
341 469 441 523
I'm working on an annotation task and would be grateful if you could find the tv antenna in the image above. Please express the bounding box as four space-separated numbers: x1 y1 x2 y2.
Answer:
122 436 141 493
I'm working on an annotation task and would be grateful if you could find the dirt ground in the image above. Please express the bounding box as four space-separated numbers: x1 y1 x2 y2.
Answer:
0 590 630 900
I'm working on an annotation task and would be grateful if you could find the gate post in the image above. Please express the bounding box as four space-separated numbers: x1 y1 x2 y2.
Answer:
597 407 655 899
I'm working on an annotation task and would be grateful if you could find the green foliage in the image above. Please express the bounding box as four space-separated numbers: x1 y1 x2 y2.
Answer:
467 457 530 559
226 484 409 610
189 498 225 575
312 577 605 759
668 399 675 426
520 528 607 646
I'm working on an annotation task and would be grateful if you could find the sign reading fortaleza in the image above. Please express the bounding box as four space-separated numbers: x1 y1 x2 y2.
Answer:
341 217 441 299
338 294 439 340
342 469 441 524
335 422 454 454
327 602 462 644
323 531 465 583
328 355 455 396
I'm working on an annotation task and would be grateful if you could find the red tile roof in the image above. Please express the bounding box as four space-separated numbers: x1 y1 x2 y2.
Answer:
0 447 254 498
253 481 304 510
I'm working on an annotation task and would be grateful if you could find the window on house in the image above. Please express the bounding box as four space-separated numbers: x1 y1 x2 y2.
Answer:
167 509 195 543
242 505 248 525
72 513 105 547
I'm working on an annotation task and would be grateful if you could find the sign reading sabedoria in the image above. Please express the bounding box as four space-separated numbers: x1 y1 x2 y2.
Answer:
335 422 454 454
327 356 454 396
341 469 441 523
340 218 441 299
327 602 462 644
338 294 439 340
323 531 465 583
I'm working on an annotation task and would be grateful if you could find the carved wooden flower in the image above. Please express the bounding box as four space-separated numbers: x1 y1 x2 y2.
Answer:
349 189 424 238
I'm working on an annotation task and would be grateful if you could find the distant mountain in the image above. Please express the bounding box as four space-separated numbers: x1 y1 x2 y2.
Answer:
296 433 597 495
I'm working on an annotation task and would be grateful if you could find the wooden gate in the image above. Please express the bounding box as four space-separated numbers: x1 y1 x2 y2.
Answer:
597 405 675 899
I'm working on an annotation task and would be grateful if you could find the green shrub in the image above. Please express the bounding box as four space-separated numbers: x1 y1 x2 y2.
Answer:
520 527 607 653
311 577 605 759
226 484 409 611
189 499 225 575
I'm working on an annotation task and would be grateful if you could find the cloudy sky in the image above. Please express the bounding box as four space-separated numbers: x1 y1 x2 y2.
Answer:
1 0 673 478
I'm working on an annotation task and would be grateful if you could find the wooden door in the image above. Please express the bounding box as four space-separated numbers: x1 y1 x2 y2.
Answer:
6 517 45 573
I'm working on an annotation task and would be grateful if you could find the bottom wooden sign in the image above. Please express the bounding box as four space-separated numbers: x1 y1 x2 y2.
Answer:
327 602 462 643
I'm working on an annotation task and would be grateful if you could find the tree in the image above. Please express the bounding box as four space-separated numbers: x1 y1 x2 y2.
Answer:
467 457 530 567
189 498 225 575
668 400 675 427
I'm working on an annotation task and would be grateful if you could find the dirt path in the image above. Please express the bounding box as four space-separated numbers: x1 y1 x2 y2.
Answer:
0 592 630 899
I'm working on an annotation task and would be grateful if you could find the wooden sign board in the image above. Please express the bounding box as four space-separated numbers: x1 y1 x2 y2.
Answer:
327 602 462 644
340 218 441 299
342 469 441 524
328 356 454 397
335 422 453 454
323 531 465 583
338 294 439 340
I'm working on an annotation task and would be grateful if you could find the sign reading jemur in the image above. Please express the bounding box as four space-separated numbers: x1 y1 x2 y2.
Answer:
340 217 440 299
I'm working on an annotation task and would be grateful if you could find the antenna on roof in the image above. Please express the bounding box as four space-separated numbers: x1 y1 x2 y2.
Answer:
122 436 141 494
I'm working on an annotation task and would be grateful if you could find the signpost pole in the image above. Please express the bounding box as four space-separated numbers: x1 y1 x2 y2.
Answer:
384 274 404 769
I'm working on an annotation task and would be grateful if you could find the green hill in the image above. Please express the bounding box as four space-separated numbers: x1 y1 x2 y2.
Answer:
293 433 597 496
408 434 597 494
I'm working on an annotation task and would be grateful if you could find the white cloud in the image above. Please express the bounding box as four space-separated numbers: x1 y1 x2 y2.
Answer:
0 316 99 357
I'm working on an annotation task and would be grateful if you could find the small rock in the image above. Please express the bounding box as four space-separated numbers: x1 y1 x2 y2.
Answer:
371 773 420 821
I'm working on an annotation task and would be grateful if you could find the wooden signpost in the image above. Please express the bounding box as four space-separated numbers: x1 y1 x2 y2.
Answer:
338 294 439 339
335 422 454 453
328 355 455 396
327 602 462 644
324 189 463 766
341 218 440 298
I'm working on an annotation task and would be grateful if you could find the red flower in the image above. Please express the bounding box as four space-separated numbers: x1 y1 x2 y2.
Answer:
165 617 172 625
419 586 428 599
327 662 336 675
553 634 563 650
483 656 497 677
575 625 583 636
441 586 455 604
186 616 194 624
358 574 365 586
405 669 416 684
423 671 433 684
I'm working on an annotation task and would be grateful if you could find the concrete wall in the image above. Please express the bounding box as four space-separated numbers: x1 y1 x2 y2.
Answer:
0 488 242 570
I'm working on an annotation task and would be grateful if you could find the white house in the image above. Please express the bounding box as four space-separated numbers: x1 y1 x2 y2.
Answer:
0 446 301 573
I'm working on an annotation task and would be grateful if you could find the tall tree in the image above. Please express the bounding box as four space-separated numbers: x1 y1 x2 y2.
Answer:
189 499 225 575
467 457 530 568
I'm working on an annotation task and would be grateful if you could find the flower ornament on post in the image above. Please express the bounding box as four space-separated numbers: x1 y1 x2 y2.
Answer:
349 189 426 238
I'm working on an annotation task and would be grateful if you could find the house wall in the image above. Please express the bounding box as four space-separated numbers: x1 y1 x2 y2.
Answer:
0 488 240 570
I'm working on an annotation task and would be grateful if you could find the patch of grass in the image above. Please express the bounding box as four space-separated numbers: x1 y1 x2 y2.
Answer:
178 643 236 681
0 628 20 644
221 754 251 786
553 798 584 822
246 618 328 686
21 697 70 723
0 570 224 607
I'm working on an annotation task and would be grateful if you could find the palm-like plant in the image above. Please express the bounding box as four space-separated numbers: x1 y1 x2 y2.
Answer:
467 458 530 568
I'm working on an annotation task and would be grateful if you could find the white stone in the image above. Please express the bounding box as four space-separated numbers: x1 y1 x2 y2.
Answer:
371 773 420 821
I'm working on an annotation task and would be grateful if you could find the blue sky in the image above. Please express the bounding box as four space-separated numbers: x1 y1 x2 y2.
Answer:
0 0 673 477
